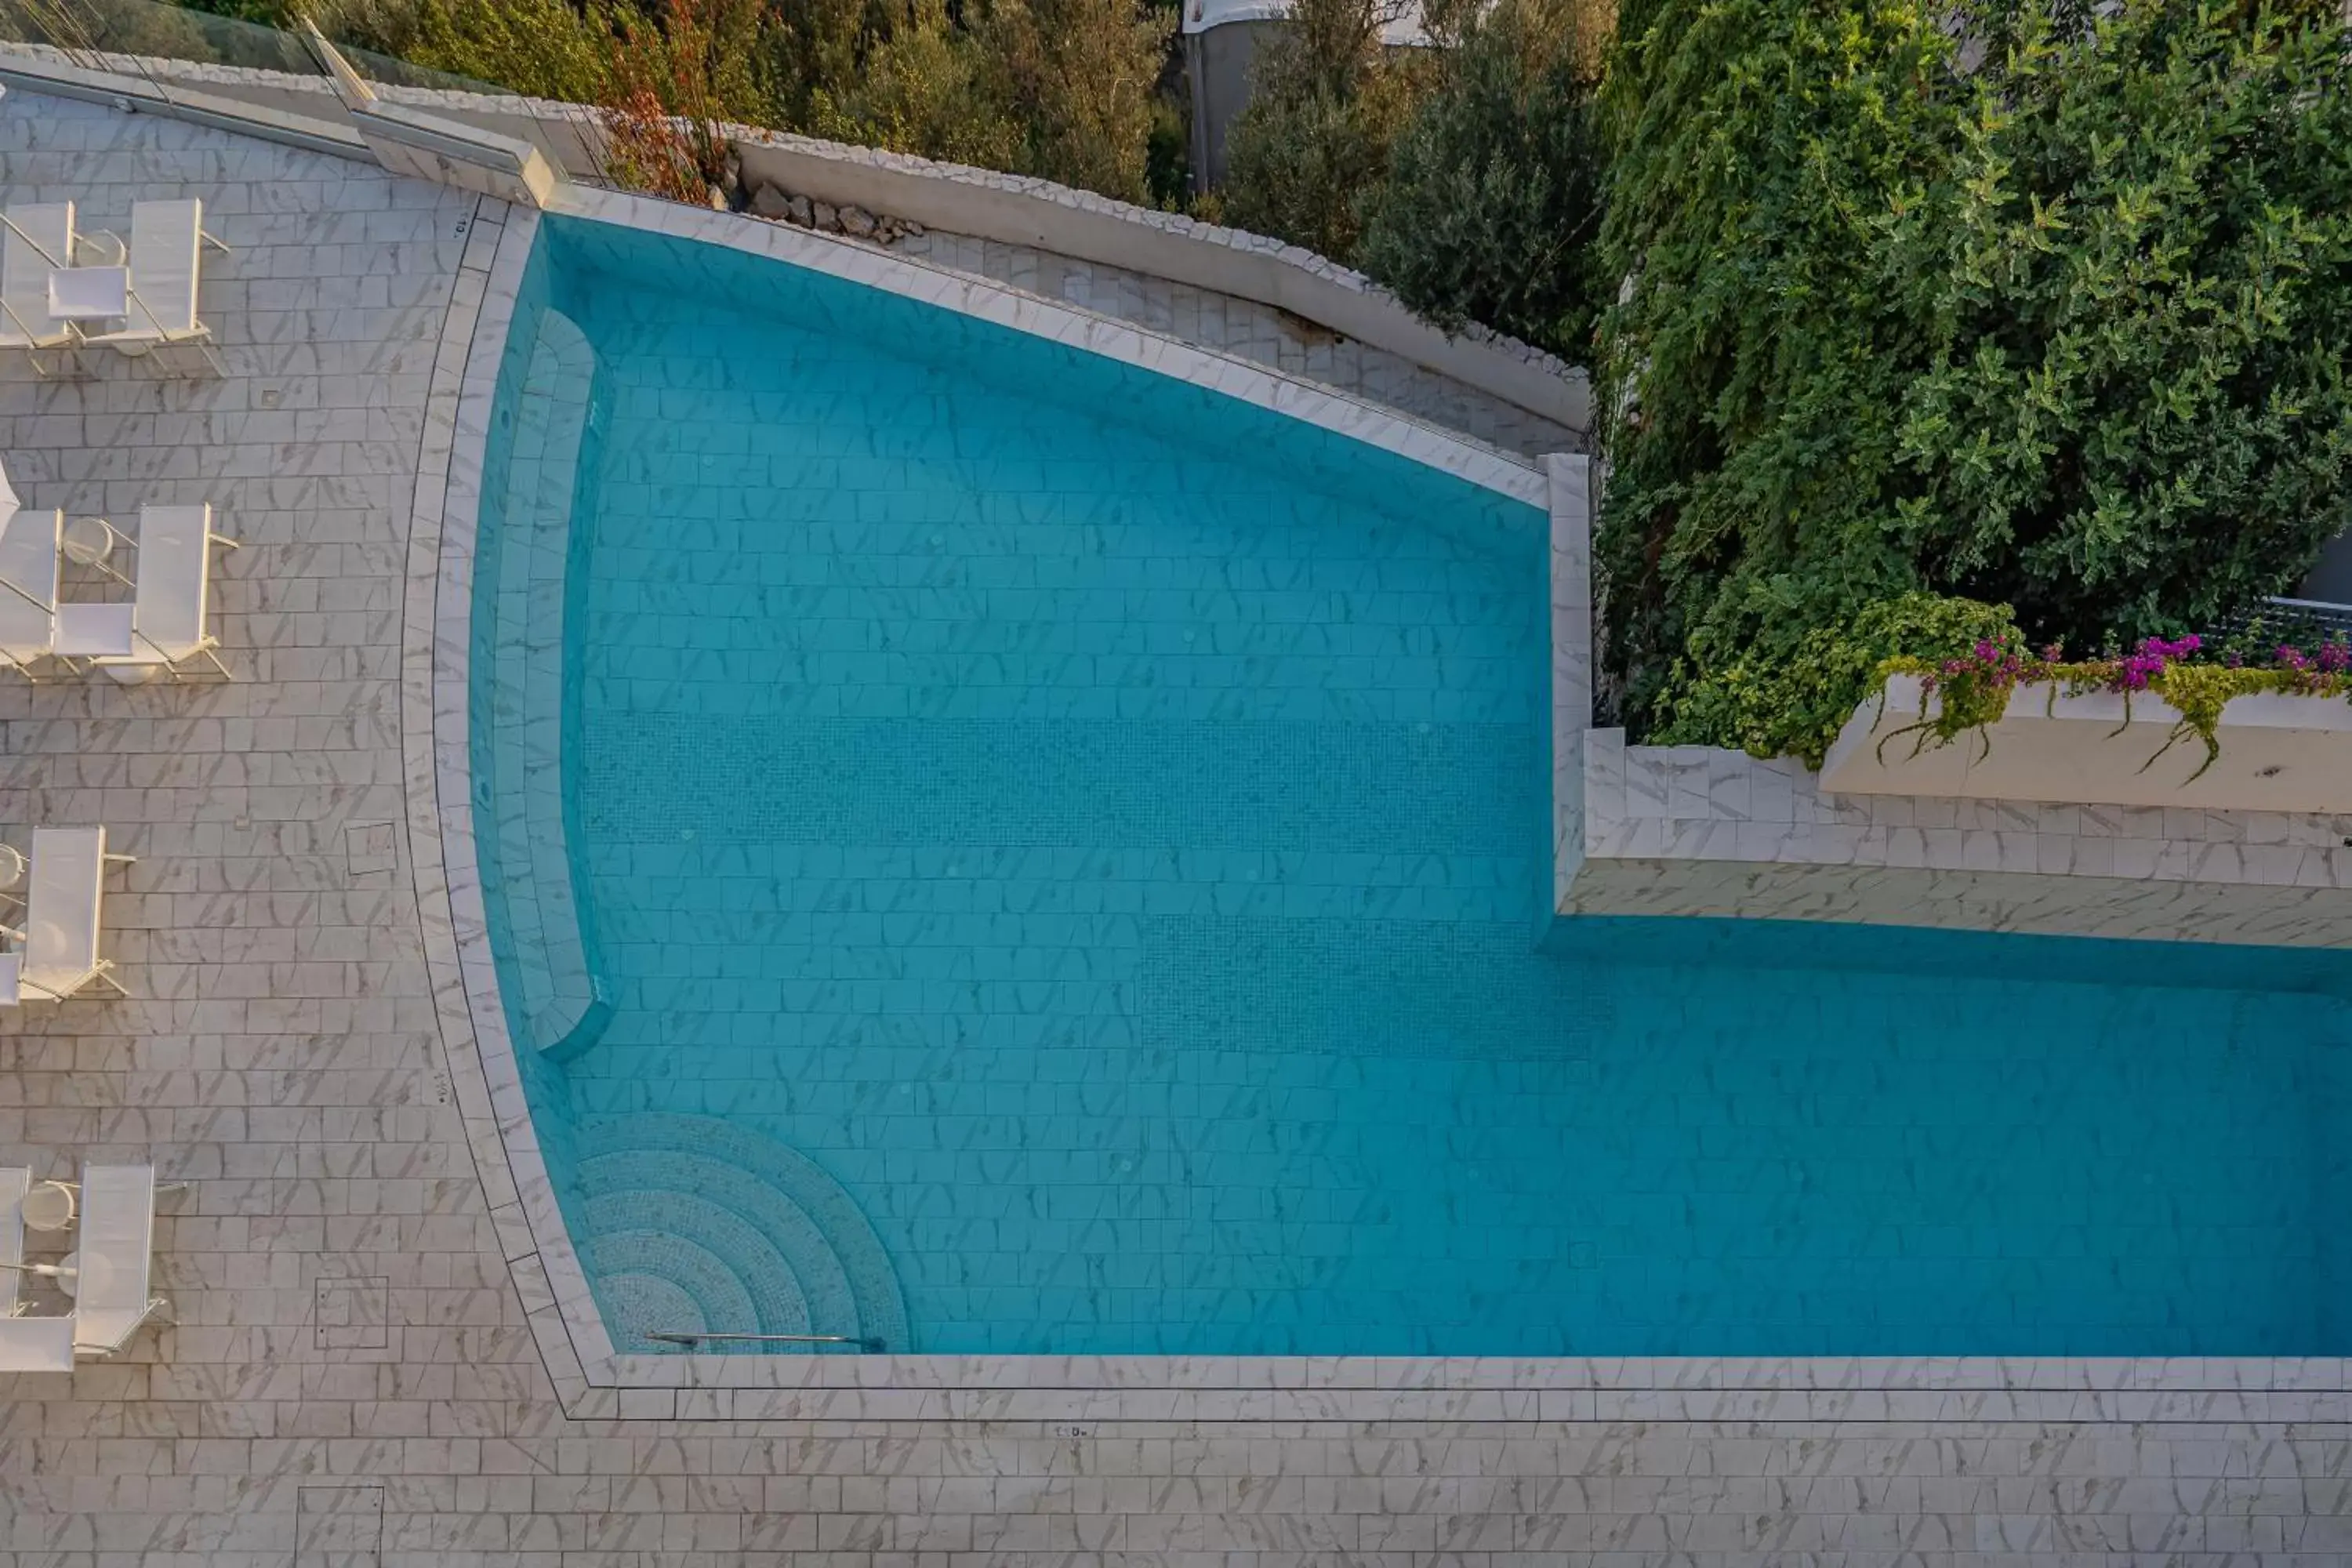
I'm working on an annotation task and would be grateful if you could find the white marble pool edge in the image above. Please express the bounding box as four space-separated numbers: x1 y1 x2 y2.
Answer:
409 186 2352 1420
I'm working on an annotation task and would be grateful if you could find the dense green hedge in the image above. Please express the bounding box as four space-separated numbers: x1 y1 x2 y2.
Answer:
1594 0 2352 766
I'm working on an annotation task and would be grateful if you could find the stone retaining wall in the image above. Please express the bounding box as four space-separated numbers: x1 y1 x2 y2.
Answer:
1547 473 2352 952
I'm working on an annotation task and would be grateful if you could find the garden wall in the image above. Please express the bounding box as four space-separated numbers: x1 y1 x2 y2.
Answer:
1548 480 2352 952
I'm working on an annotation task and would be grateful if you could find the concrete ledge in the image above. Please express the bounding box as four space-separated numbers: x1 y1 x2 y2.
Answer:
1548 479 2352 948
1824 671 2352 814
2 42 1583 438
354 100 563 208
0 45 365 159
731 131 1588 434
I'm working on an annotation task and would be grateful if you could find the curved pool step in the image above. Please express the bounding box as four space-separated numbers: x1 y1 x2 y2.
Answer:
582 1221 795 1342
477 303 609 1062
571 1113 909 1353
578 1150 848 1338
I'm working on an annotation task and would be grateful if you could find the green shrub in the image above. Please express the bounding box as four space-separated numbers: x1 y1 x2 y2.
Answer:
1355 0 1606 358
1596 0 2352 766
1217 0 1431 261
1654 592 2019 767
806 0 1025 170
356 0 621 100
977 0 1176 204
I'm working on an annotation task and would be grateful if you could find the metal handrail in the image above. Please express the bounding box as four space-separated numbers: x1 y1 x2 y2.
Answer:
644 1330 884 1350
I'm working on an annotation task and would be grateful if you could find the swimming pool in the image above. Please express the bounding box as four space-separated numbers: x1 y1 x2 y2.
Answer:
470 213 2350 1358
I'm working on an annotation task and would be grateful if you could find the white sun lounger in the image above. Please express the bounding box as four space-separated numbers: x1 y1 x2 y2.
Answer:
82 201 227 372
0 203 76 361
70 504 238 681
0 485 63 681
0 1169 74 1373
73 1164 166 1359
16 826 131 1003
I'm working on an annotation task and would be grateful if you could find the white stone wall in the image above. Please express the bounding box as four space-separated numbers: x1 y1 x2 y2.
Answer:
728 130 1590 437
898 227 1581 461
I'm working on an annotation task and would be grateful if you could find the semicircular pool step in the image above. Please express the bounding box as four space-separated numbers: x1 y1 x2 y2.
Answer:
569 1112 909 1354
583 1226 781 1345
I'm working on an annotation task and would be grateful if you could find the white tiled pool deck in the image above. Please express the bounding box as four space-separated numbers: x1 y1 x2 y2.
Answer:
5 83 2352 1566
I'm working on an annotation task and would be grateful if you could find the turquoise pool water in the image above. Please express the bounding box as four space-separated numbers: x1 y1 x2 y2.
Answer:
472 214 2350 1357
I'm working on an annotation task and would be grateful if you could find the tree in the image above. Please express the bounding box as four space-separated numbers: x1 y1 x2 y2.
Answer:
977 0 1174 204
1356 0 1606 358
332 0 619 100
805 0 1025 169
1216 0 1429 261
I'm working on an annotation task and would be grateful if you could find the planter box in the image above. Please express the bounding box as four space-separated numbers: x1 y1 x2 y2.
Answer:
1818 673 2352 812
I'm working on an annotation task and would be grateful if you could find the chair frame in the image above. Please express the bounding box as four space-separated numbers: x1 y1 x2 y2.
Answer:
106 513 241 683
2 205 231 379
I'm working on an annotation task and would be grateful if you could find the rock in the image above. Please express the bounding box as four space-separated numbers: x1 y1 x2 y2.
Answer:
747 182 794 220
901 219 924 238
705 184 728 210
839 205 877 238
811 201 837 230
786 194 813 226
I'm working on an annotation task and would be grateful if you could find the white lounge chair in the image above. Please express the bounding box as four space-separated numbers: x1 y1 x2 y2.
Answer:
0 1169 74 1373
72 1164 167 1359
60 505 238 682
82 201 228 373
13 826 132 1003
0 467 63 680
0 203 76 368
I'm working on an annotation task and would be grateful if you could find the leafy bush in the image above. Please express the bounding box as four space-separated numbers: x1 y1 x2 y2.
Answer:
806 0 1025 170
1217 0 1432 260
1598 0 2352 767
1658 593 2020 768
312 0 1182 206
335 0 622 100
1355 0 1606 358
978 0 1176 203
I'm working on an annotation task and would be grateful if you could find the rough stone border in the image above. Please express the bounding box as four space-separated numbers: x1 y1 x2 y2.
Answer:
411 186 2352 1418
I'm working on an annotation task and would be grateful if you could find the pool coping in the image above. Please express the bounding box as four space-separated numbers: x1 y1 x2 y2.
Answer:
408 185 2352 1421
